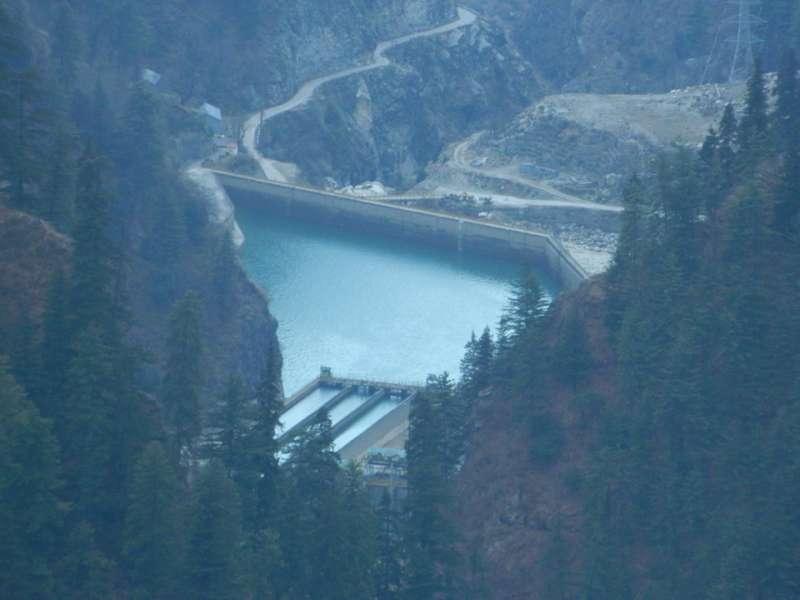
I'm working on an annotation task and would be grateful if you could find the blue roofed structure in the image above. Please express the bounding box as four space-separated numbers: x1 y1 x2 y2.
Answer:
200 102 223 133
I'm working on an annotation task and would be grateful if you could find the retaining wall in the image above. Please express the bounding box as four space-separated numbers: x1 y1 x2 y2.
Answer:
211 170 588 290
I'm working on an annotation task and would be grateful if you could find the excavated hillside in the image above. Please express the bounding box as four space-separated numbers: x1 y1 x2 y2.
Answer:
259 12 535 190
432 79 748 203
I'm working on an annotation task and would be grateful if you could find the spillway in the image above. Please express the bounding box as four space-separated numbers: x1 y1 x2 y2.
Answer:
278 386 341 434
333 398 403 452
328 390 375 427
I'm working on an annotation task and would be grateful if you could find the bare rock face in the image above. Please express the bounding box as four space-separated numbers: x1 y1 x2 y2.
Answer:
469 0 729 93
284 0 457 83
467 80 747 203
203 0 457 111
260 16 536 190
23 0 455 113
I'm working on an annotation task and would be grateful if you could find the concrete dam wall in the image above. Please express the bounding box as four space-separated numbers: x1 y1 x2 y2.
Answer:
211 170 588 290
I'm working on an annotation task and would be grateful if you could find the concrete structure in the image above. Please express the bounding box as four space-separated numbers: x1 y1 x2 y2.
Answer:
362 448 408 507
211 169 589 290
201 103 223 134
141 68 162 86
280 370 420 462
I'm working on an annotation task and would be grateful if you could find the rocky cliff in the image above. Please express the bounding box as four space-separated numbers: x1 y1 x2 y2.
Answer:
472 0 800 94
468 0 731 93
259 14 535 190
22 0 455 113
460 80 747 202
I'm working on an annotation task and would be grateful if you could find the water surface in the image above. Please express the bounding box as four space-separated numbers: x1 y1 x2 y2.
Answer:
235 200 558 394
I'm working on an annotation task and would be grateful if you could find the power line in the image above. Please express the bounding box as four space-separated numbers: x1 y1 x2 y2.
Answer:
726 0 764 82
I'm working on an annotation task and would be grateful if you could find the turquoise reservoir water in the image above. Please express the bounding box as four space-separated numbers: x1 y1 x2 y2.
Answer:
234 200 558 395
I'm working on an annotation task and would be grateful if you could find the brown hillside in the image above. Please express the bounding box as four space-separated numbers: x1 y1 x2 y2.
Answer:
454 278 618 598
0 206 71 348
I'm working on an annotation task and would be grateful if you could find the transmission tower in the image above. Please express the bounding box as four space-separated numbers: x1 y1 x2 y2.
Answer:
727 0 763 82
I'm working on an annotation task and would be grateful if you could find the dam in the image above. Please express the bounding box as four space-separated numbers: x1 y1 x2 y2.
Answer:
232 188 561 395
219 169 580 460
278 370 419 462
212 169 587 290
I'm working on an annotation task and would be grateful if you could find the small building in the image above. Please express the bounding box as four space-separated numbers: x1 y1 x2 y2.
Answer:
140 68 162 87
362 448 408 508
200 102 223 134
212 136 238 158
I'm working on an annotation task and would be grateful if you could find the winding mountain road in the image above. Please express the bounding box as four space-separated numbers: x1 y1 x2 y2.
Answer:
242 7 478 183
449 133 622 212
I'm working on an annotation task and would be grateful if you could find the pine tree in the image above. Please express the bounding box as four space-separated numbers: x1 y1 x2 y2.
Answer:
493 313 513 381
9 64 49 212
461 328 494 401
698 128 727 216
459 332 478 391
375 490 404 600
37 271 71 419
185 461 243 600
700 127 719 166
120 85 165 183
240 529 281 600
553 308 592 387
227 348 284 598
404 391 459 600
738 59 769 162
279 410 343 600
213 375 248 477
542 517 571 600
773 49 799 152
773 148 800 233
61 326 115 526
87 81 113 152
56 522 115 600
247 344 283 529
113 2 153 69
0 359 63 600
123 442 183 600
772 49 800 233
43 125 78 230
717 103 739 190
656 150 703 270
426 373 462 471
162 292 204 463
502 266 546 346
0 4 50 215
334 463 378 600
52 2 83 89
9 312 40 399
0 7 21 175
69 146 116 334
610 175 645 282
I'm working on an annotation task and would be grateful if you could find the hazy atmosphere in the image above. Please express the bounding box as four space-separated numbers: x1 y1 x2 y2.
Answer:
1 1 799 598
